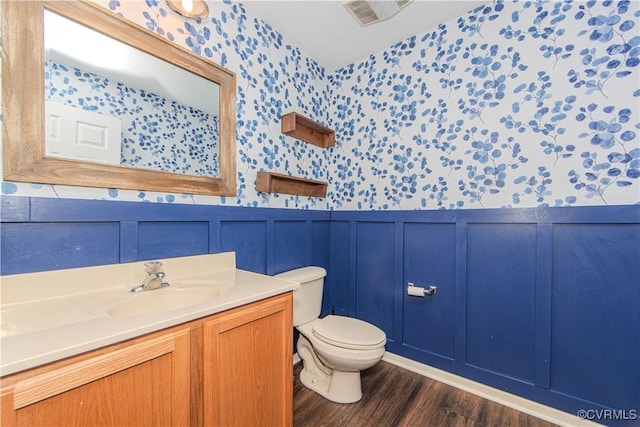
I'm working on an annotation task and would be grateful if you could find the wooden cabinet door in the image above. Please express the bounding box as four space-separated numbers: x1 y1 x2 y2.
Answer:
203 293 293 427
1 327 190 427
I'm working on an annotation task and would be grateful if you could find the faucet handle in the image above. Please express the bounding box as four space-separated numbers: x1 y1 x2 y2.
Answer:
144 261 163 273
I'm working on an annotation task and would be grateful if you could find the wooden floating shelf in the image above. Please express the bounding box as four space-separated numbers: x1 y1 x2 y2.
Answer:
256 172 327 198
281 112 335 148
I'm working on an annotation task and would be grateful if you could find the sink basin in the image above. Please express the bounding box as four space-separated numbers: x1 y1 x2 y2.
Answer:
107 286 220 317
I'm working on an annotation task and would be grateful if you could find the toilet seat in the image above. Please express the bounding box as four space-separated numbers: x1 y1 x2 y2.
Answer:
312 315 386 350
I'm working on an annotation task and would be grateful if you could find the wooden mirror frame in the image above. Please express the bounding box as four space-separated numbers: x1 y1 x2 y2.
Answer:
2 0 237 196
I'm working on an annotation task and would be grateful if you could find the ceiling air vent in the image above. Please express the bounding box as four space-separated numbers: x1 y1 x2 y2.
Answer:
343 0 413 27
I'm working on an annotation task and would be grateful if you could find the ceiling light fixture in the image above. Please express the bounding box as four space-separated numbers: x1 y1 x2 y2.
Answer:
343 0 413 27
166 0 209 20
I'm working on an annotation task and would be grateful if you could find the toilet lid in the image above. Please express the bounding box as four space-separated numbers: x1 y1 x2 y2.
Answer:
312 315 386 349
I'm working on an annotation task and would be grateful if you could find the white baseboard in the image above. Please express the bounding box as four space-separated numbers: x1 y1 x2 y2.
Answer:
382 352 602 427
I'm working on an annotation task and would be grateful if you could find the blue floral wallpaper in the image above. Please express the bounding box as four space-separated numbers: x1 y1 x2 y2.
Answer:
327 0 639 209
1 0 639 210
45 60 220 177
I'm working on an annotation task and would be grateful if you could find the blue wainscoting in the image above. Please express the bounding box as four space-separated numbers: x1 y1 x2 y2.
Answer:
331 206 640 426
0 196 330 277
2 196 639 424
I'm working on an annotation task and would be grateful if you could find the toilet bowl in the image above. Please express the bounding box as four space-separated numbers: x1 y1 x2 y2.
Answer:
275 267 386 404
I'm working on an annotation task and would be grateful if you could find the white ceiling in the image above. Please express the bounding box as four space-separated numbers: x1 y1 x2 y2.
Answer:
241 0 487 72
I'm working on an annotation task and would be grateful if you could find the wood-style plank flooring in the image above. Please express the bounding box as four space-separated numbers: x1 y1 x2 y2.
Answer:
293 361 557 427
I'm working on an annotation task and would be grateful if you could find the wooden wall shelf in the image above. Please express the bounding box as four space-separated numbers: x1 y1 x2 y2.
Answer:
281 112 335 148
256 172 327 198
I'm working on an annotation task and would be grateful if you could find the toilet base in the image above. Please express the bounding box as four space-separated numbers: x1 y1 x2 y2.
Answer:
300 364 362 404
297 334 364 403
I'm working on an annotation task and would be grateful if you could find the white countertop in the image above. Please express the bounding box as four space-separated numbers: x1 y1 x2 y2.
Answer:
0 252 299 376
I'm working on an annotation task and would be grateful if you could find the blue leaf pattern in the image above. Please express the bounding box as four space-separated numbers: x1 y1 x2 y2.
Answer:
326 0 639 209
2 0 639 209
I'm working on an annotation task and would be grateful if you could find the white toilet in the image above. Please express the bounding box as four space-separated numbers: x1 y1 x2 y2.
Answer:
275 266 386 404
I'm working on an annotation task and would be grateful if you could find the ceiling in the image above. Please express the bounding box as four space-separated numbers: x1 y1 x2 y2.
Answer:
241 0 487 72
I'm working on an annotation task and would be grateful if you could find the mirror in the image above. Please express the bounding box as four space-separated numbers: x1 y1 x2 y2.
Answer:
44 11 221 177
2 0 236 196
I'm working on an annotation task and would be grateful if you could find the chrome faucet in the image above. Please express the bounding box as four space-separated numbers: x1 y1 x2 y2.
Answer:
131 261 170 293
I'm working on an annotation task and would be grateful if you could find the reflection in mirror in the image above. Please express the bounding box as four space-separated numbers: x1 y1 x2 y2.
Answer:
44 10 221 178
2 0 236 196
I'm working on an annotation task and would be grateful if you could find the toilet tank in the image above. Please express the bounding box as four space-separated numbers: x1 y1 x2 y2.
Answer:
274 266 327 326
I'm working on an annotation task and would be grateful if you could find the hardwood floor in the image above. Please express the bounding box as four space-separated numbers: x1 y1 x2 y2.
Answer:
293 361 557 427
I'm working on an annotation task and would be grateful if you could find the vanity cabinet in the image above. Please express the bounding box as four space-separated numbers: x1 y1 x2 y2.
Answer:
202 292 293 426
0 327 191 426
0 292 293 427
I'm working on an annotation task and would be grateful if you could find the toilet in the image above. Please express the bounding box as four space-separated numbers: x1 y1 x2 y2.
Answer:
275 266 386 404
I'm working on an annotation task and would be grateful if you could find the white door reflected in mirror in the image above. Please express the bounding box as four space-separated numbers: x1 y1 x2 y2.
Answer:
45 101 122 165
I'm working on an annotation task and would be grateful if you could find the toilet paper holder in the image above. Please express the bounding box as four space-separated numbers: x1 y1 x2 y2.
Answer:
407 283 438 297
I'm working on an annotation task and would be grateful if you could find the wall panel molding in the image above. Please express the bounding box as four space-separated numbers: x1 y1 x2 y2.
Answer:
534 223 553 390
0 196 330 276
330 205 639 425
2 196 638 424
